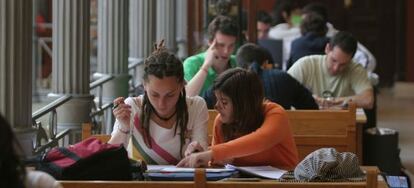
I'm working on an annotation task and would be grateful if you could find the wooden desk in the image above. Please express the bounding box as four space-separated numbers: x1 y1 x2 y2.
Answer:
59 166 387 188
356 108 367 163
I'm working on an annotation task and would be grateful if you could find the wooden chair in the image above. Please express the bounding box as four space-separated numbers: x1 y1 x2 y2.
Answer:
82 123 111 143
60 166 383 188
287 103 358 161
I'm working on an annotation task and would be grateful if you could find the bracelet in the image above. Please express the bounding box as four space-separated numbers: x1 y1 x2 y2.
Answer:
118 127 130 134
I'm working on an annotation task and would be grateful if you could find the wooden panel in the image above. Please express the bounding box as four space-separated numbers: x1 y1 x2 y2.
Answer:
287 103 357 161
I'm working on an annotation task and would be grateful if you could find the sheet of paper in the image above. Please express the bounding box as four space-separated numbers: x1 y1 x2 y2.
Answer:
146 165 235 173
225 164 287 179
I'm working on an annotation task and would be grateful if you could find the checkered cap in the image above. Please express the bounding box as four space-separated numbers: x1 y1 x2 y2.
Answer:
294 148 364 181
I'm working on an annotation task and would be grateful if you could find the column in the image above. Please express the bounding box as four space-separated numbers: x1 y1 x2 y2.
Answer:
97 0 129 103
156 0 177 53
176 0 188 59
0 0 36 156
52 0 93 142
129 0 156 87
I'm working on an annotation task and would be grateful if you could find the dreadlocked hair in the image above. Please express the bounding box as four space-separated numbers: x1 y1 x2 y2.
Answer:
141 40 189 158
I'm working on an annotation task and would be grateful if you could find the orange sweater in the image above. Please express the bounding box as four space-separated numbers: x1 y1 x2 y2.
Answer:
211 102 299 170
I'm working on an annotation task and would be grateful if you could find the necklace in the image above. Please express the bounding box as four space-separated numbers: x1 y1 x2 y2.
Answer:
152 107 177 121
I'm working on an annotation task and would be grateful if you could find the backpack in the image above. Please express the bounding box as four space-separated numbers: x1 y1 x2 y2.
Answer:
35 137 133 180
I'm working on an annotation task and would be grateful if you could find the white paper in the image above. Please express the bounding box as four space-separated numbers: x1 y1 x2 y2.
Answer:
225 164 286 179
146 165 235 173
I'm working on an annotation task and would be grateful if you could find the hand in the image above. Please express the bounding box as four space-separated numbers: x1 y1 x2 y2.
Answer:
112 97 131 130
202 39 218 71
314 96 344 109
184 141 204 157
176 150 212 168
210 158 234 167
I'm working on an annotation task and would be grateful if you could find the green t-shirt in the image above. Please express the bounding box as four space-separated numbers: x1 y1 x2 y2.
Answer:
287 55 372 97
183 52 237 95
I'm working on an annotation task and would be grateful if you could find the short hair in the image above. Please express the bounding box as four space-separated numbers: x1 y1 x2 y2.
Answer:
329 31 358 57
207 15 238 41
236 43 269 68
213 68 264 141
300 12 327 36
302 2 328 22
257 11 272 25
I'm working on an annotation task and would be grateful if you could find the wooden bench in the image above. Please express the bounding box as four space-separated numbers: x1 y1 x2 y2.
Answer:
207 103 359 162
84 103 359 162
287 103 358 161
60 166 385 188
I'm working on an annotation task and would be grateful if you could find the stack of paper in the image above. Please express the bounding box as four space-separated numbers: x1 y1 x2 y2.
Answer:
225 164 287 179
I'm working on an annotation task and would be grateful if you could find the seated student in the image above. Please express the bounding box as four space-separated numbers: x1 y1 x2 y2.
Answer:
288 31 374 109
184 15 238 96
109 41 208 165
0 115 62 188
202 43 318 110
177 68 299 170
287 12 329 69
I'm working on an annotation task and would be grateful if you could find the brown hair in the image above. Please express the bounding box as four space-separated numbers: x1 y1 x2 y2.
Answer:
212 68 265 141
207 15 238 41
141 41 188 157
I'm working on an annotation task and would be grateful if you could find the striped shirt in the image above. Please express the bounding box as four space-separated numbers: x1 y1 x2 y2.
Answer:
111 96 208 165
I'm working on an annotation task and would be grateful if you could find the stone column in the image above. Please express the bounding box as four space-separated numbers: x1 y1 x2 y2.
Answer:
129 0 156 87
97 0 130 103
52 0 93 142
0 0 36 156
156 0 177 53
176 0 188 59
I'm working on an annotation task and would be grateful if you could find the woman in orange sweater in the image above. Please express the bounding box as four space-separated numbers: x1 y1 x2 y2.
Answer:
178 68 299 170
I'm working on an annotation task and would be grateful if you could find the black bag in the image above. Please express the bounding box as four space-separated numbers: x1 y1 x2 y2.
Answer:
36 137 133 180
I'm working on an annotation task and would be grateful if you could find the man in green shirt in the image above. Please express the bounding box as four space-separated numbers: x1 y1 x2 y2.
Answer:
184 15 238 96
288 31 374 109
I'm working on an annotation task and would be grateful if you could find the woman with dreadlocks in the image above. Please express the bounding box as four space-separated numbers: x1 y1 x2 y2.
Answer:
109 41 208 165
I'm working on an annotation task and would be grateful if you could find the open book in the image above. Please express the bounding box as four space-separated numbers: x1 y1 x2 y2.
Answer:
225 164 287 179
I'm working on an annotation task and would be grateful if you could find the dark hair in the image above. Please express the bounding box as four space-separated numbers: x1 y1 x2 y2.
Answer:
0 115 26 188
213 68 265 141
141 41 188 157
300 12 327 36
257 11 273 25
207 15 238 41
271 0 299 25
329 31 358 57
302 3 328 23
236 43 270 70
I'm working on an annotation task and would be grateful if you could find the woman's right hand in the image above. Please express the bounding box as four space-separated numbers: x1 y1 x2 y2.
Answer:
112 97 131 130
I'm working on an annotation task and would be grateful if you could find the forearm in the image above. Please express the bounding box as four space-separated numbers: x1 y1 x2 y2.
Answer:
186 67 209 96
108 123 130 147
339 89 374 109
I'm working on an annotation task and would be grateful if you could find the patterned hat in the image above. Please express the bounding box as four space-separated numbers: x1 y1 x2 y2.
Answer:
294 148 364 181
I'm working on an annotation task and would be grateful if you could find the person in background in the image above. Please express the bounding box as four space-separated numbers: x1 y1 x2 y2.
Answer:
287 12 329 69
268 0 302 70
0 114 62 188
202 43 318 110
256 11 273 40
288 31 374 109
184 15 238 96
302 2 378 84
177 68 299 170
109 41 208 165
